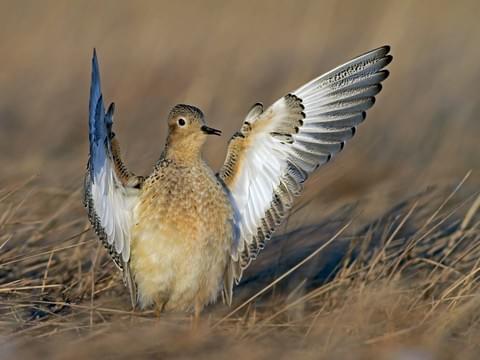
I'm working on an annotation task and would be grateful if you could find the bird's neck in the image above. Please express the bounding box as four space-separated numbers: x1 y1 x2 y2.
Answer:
161 135 203 166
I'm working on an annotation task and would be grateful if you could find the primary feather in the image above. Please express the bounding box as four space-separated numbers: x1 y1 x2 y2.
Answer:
83 50 142 306
219 46 392 287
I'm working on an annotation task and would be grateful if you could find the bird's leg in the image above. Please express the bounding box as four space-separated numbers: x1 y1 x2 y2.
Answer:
192 299 202 329
154 297 167 317
154 305 163 318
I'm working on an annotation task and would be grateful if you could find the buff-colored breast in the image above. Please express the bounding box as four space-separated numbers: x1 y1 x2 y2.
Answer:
130 160 234 312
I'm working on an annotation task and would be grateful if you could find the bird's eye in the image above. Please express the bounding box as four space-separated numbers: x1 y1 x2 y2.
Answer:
178 118 186 127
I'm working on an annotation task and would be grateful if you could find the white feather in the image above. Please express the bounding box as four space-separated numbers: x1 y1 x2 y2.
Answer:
222 46 392 275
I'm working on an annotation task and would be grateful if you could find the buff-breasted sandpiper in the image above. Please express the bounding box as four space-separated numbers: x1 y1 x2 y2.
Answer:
84 46 392 318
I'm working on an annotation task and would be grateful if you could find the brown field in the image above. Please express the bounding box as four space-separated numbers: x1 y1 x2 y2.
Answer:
1 0 479 359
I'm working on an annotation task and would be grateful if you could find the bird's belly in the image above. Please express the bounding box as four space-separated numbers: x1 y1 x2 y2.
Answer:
131 222 228 312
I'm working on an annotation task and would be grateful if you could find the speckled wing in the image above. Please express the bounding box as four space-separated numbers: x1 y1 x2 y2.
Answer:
83 50 142 306
219 46 392 287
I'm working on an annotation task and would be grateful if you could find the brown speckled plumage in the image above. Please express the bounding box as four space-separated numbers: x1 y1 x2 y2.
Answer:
128 105 236 312
132 140 235 311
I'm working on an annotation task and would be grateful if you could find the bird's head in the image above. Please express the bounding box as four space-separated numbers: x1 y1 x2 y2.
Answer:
164 104 221 162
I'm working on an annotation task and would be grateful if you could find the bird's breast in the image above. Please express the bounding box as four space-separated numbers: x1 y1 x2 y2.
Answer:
129 164 235 310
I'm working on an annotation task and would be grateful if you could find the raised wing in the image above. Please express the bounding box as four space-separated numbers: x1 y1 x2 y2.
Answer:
219 46 392 296
83 50 143 306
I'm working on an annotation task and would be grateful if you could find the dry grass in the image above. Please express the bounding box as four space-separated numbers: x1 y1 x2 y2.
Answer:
1 0 480 359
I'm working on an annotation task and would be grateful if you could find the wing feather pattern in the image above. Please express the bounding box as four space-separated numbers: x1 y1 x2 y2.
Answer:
219 46 392 299
83 50 143 306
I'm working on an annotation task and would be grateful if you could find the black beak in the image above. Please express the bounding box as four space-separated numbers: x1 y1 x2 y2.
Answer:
201 125 222 136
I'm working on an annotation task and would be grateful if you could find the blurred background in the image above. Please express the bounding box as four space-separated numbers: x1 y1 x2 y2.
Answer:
0 1 479 356
0 0 478 206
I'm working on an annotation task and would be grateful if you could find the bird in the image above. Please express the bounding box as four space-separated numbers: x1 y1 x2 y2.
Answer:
84 46 392 319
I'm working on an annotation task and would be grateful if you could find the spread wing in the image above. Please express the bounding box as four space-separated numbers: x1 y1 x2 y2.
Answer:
83 50 143 306
219 46 392 300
